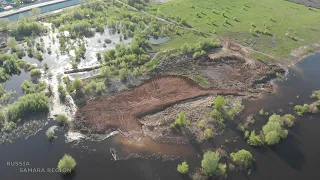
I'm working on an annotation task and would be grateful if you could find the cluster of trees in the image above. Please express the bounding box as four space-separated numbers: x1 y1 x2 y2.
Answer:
10 19 45 39
0 53 22 83
84 80 107 97
7 93 49 122
210 96 244 125
180 39 221 58
245 113 295 146
21 80 46 94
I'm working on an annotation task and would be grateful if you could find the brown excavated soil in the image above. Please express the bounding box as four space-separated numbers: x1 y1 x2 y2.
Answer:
75 76 244 139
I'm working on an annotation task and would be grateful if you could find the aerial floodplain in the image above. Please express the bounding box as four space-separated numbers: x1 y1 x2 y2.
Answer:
0 0 320 180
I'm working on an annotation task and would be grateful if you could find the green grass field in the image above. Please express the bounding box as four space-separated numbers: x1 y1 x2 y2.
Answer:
148 0 320 58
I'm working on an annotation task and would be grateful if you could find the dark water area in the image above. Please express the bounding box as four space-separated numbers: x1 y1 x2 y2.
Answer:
3 70 31 100
0 53 320 180
5 0 80 21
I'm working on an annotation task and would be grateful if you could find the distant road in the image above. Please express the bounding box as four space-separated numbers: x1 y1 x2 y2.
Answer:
0 0 68 18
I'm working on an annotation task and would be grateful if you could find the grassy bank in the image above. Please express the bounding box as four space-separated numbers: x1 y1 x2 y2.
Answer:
147 0 320 58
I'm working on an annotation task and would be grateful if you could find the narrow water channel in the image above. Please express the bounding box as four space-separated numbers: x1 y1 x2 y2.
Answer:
0 52 319 180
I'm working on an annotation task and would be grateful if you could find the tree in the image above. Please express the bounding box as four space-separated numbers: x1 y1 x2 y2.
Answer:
100 66 112 80
181 43 191 53
30 68 41 78
174 112 188 126
72 78 83 92
7 37 18 51
177 161 189 174
262 114 288 145
58 85 67 102
204 128 213 139
282 114 296 127
201 151 220 176
213 96 226 110
247 130 264 146
56 114 68 125
230 149 254 170
57 154 76 174
46 127 55 139
0 18 10 31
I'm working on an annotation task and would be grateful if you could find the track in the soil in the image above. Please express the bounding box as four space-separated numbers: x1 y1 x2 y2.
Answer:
76 75 244 135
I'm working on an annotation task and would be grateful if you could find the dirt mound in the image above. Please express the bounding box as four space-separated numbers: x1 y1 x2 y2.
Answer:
74 76 243 139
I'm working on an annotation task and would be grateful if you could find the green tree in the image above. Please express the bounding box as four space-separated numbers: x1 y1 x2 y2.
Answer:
181 43 191 53
204 128 213 139
100 66 112 80
247 130 264 146
56 114 68 125
58 85 67 102
201 151 220 176
262 114 288 145
46 127 55 139
57 154 76 174
177 161 189 174
282 114 296 127
72 78 83 92
0 18 10 31
213 96 226 110
174 112 188 126
230 149 254 170
7 37 18 51
30 68 41 78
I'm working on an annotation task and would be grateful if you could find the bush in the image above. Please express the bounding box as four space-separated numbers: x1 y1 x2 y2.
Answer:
247 130 264 146
7 93 49 122
193 51 202 59
282 114 296 127
201 151 220 176
100 66 112 80
72 78 83 92
181 43 192 54
294 104 311 116
57 154 76 174
30 68 41 78
174 112 189 126
177 161 189 174
210 109 224 124
311 90 320 100
213 96 226 110
84 80 107 96
56 114 68 125
230 149 254 170
204 128 213 139
58 85 67 102
46 127 55 139
118 68 129 82
2 121 16 132
262 114 288 145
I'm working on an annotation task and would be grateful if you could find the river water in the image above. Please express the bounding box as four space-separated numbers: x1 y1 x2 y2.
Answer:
0 53 319 180
5 0 80 21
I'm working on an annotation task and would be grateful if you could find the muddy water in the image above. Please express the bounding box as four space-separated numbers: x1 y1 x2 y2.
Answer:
1 51 320 180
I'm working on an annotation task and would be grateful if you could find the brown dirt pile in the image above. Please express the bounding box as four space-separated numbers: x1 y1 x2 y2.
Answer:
75 76 243 138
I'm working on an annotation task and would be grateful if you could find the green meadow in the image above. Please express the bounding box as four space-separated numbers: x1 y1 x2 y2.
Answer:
148 0 320 58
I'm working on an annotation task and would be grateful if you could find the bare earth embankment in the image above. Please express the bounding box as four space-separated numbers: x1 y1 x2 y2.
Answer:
74 76 244 140
73 41 284 143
